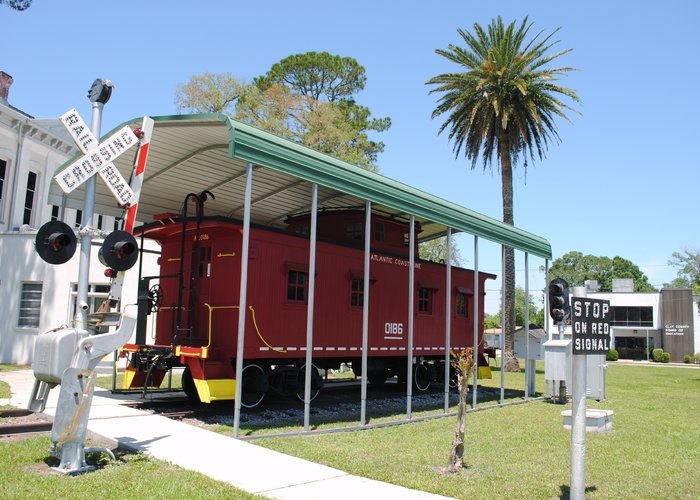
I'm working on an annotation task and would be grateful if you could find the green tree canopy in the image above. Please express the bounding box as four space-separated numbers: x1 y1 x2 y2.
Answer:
174 72 247 114
418 237 464 266
175 53 390 171
495 287 545 329
1 0 32 10
666 248 700 298
547 251 657 292
254 51 367 102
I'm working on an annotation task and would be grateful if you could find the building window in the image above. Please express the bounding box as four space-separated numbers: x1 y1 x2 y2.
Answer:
75 209 82 229
418 288 432 314
456 293 468 317
19 283 43 328
351 278 364 307
0 159 6 217
70 283 111 319
113 218 120 231
374 223 386 242
611 306 653 327
346 222 362 240
23 171 38 226
51 205 60 221
287 270 308 303
97 214 103 230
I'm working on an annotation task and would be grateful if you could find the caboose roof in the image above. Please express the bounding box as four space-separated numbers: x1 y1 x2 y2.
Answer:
49 113 552 259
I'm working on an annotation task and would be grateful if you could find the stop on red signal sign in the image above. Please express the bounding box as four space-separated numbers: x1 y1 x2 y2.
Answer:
571 297 611 354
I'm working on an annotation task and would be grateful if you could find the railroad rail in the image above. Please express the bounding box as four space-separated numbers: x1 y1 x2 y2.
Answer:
0 409 53 436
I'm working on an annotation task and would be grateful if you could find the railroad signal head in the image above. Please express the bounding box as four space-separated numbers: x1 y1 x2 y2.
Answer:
87 78 113 104
98 230 138 271
35 220 77 265
548 278 570 323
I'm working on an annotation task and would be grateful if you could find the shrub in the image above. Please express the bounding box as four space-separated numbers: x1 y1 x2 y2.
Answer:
606 349 619 361
652 348 664 362
661 352 671 363
695 353 700 364
684 355 692 364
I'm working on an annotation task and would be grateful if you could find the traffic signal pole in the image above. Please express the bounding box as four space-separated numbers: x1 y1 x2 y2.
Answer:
75 79 112 334
570 286 587 500
549 278 586 498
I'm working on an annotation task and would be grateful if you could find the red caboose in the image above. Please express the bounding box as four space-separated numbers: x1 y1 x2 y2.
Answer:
122 205 494 406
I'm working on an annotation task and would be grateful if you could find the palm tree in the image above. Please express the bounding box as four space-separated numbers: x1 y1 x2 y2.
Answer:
427 17 580 372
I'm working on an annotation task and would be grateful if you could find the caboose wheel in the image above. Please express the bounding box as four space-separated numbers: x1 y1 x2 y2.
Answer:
295 364 322 403
414 362 431 391
241 364 268 408
436 361 458 390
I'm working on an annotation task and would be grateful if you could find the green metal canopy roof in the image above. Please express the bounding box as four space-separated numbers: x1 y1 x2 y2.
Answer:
49 113 552 260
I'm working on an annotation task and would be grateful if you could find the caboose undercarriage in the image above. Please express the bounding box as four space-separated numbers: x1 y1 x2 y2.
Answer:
120 341 463 407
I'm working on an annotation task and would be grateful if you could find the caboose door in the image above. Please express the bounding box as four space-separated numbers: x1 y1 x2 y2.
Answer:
190 239 213 345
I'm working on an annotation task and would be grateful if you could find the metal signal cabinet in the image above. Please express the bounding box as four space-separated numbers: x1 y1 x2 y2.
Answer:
122 209 494 405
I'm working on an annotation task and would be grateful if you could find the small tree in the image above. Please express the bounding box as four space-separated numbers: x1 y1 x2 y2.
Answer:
448 348 475 473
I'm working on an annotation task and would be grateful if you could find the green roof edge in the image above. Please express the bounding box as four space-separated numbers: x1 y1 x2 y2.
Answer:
55 113 552 260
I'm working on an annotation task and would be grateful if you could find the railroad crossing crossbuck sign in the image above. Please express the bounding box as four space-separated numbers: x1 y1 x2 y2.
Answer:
55 108 137 205
571 297 611 354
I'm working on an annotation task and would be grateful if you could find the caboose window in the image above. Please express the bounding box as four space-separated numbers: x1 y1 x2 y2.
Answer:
351 278 364 307
287 270 308 303
374 223 386 242
418 288 432 314
345 222 362 240
456 293 468 317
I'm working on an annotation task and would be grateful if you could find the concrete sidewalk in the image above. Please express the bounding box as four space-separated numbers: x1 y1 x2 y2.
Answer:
1 369 451 500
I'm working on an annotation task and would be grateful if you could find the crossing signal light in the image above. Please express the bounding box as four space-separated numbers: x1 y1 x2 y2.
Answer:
35 221 77 265
548 278 570 323
99 230 138 271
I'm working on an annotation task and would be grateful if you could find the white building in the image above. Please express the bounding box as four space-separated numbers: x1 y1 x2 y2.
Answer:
0 72 157 364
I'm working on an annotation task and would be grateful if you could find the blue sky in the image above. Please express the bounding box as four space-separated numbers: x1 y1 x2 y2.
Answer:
4 1 698 313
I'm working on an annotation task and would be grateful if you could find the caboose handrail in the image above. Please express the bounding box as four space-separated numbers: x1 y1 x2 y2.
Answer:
203 303 286 354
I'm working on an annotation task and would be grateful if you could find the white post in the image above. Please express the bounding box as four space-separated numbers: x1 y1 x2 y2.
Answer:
303 183 318 432
500 245 505 405
75 101 103 335
645 329 649 361
444 228 452 414
406 215 415 419
570 287 587 500
544 259 551 399
525 252 530 398
233 162 253 438
472 235 479 409
360 201 371 425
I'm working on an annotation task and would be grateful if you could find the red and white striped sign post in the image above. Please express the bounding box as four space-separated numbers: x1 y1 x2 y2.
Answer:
123 116 154 233
106 115 154 306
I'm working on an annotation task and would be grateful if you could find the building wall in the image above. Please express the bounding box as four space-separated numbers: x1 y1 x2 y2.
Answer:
660 289 696 362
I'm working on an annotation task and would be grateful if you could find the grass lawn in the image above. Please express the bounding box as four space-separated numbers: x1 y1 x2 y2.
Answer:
0 436 262 499
253 363 700 498
1 365 256 499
